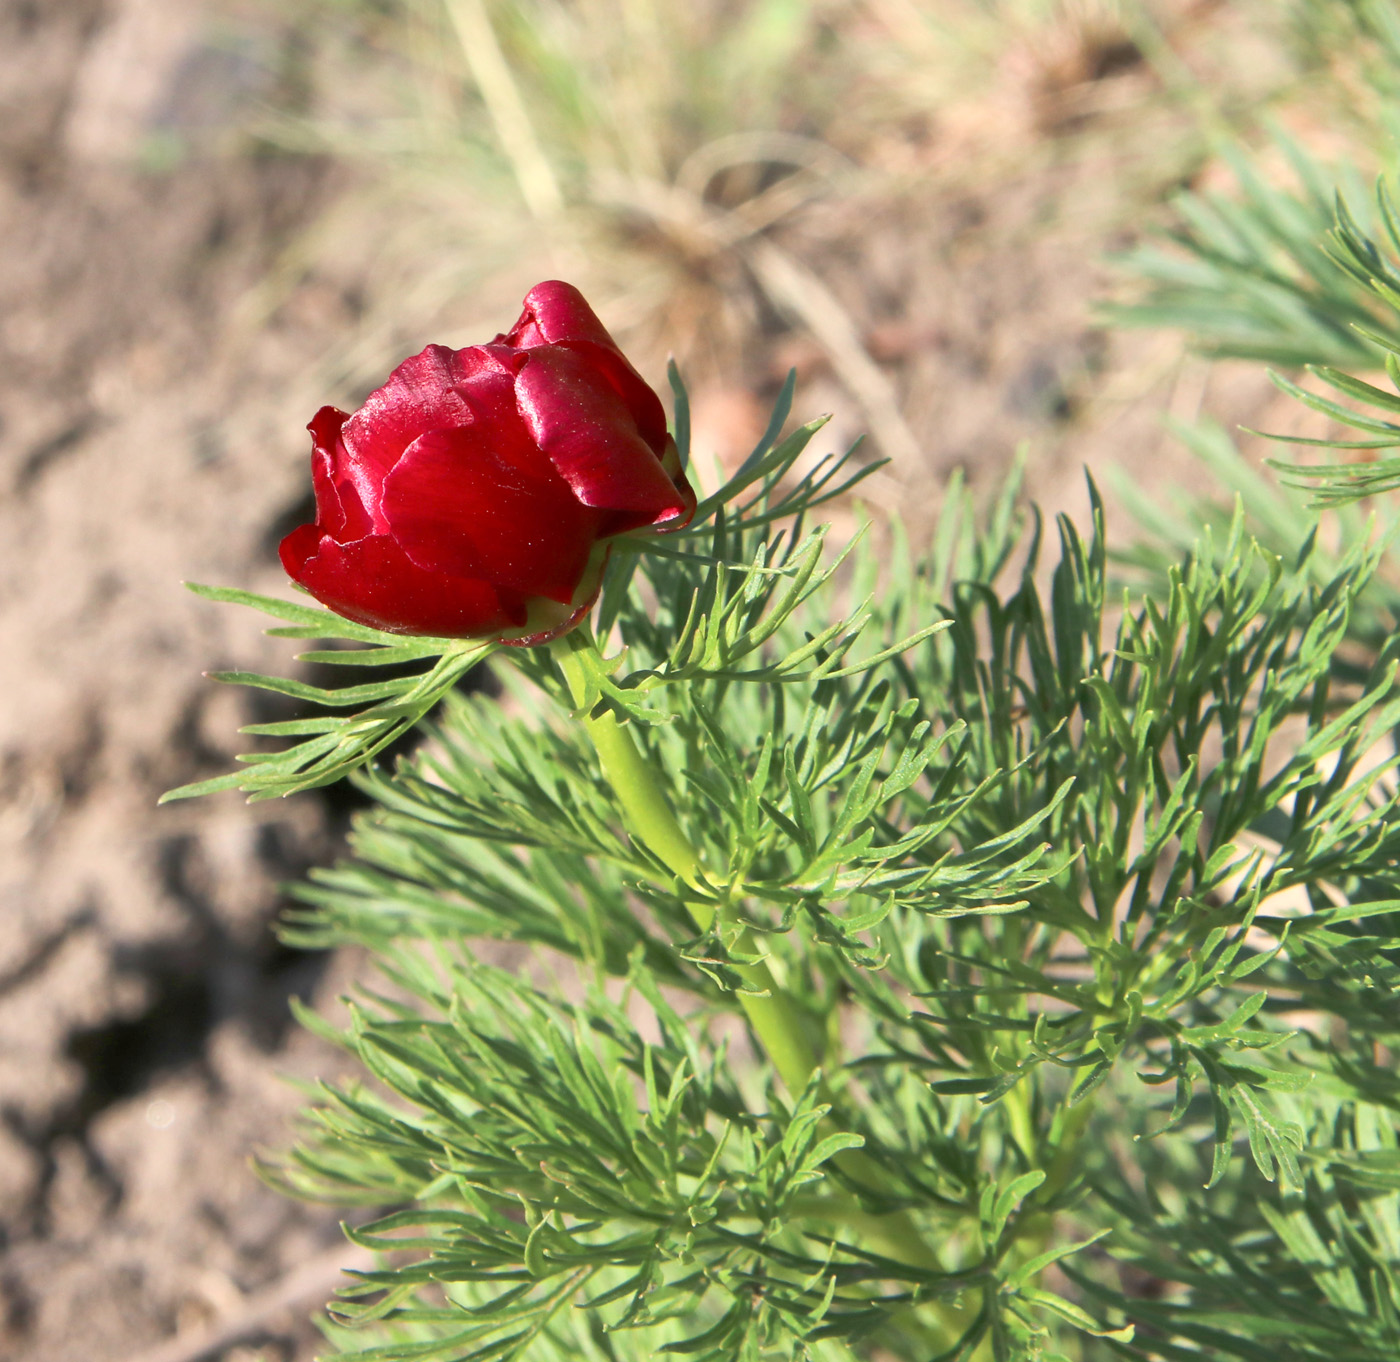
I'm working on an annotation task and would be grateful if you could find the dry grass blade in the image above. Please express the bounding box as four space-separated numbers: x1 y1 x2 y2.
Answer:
743 236 922 469
591 163 921 468
446 0 564 218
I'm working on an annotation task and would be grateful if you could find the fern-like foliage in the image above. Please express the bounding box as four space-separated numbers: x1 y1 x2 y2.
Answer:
1105 124 1389 369
254 392 1400 1358
1254 181 1400 505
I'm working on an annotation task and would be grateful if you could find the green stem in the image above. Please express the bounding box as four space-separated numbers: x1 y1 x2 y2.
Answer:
1039 1096 1096 1205
551 631 818 1094
549 630 978 1331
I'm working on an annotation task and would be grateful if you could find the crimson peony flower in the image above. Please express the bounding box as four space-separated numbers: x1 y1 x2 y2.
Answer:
279 281 695 643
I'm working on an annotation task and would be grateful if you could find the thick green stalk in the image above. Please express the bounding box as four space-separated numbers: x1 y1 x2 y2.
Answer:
549 630 978 1332
551 631 819 1094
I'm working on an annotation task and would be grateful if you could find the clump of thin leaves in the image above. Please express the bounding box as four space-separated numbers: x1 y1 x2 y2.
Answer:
174 32 1400 1352
1105 0 1400 370
1117 165 1400 514
160 591 495 803
1254 180 1400 506
195 360 1400 1361
1105 124 1388 368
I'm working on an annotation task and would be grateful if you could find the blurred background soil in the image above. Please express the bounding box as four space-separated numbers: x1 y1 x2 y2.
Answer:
0 1 1382 1358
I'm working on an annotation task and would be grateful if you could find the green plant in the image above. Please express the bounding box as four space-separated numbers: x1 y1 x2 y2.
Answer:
1104 0 1400 368
160 6 1400 1357
177 349 1400 1358
1103 126 1385 367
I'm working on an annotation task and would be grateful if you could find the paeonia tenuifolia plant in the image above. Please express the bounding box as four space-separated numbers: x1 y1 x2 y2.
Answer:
169 274 1400 1362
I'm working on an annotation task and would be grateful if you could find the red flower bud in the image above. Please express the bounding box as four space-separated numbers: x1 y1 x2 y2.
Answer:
279 281 696 643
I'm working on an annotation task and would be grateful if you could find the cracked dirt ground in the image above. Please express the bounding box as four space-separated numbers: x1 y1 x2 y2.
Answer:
0 0 1302 1358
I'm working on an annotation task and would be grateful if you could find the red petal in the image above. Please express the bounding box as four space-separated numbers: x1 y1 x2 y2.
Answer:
381 421 603 606
340 344 514 528
498 542 614 647
514 346 690 529
499 280 619 352
559 340 670 456
648 434 697 533
287 531 520 638
306 407 372 541
279 521 324 580
498 284 669 455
